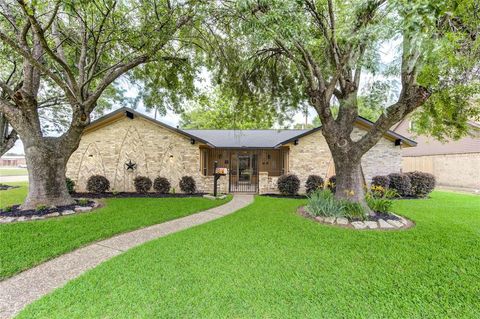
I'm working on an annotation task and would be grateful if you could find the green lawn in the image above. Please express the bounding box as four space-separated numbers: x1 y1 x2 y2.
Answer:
17 191 480 318
0 168 28 176
0 186 231 279
0 182 28 208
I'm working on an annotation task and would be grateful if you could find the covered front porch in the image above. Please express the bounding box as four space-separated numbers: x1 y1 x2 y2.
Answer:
200 148 289 193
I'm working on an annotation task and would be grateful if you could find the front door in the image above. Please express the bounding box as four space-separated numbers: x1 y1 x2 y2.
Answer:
238 155 251 183
229 151 258 192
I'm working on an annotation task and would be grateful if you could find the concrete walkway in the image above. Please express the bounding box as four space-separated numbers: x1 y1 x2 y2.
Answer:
0 194 253 319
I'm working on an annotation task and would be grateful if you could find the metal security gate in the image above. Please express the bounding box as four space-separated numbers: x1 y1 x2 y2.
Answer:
229 151 259 193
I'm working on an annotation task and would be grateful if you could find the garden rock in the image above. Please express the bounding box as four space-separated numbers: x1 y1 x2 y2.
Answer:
336 217 349 225
74 206 92 212
62 210 76 215
365 221 378 229
378 219 395 229
386 219 403 228
44 212 60 218
314 216 324 222
351 221 367 229
324 217 336 224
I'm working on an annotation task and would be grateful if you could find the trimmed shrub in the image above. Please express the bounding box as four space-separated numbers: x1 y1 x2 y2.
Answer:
406 171 436 197
86 175 110 193
179 176 196 194
277 174 300 195
372 175 390 189
305 175 324 194
388 173 411 197
327 175 336 193
153 177 171 194
66 177 75 194
134 176 152 193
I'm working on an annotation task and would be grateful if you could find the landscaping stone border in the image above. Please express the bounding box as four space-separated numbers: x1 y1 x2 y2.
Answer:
298 206 414 230
0 201 102 224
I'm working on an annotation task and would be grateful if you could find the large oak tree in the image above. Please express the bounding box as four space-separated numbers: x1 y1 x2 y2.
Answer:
0 0 203 209
211 0 479 209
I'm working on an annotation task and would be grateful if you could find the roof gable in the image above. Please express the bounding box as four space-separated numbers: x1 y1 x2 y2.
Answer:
87 107 416 148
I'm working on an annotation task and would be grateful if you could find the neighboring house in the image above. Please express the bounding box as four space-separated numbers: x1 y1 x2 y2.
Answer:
66 107 415 194
0 155 26 167
394 119 480 191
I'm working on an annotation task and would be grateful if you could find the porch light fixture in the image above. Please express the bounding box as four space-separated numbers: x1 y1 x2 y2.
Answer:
294 139 299 145
190 138 195 144
395 139 402 146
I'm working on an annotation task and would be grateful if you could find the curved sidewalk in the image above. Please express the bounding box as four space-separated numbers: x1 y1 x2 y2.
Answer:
0 194 253 319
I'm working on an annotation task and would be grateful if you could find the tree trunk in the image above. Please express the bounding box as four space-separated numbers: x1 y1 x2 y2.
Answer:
331 151 372 215
21 139 74 210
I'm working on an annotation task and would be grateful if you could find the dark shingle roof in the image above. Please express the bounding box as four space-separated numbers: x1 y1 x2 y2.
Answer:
182 129 309 148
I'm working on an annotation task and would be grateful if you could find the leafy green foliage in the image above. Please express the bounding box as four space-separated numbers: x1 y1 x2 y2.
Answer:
65 178 75 194
306 189 366 219
180 89 282 129
366 194 393 213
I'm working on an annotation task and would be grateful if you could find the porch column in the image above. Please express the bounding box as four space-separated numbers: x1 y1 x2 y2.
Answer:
258 172 269 194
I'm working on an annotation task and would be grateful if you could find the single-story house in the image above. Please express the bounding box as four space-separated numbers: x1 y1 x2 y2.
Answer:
394 118 480 191
66 107 416 194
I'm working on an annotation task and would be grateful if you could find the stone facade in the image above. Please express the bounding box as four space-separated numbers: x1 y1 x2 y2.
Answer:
259 127 402 194
68 115 403 195
67 116 216 193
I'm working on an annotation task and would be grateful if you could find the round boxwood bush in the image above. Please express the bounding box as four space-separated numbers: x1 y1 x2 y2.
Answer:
153 176 171 194
66 177 75 194
371 175 390 189
388 173 411 197
406 171 436 198
277 174 300 195
134 176 152 193
179 176 196 194
86 175 110 193
305 175 324 194
327 175 336 193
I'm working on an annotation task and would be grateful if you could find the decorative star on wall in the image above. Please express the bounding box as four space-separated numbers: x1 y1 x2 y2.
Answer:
125 160 137 171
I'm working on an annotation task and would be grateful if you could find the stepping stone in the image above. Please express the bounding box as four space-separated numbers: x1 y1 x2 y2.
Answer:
44 212 60 218
62 210 76 215
386 219 403 228
74 206 92 212
336 217 349 225
365 221 378 229
314 216 324 222
324 217 336 224
378 219 395 229
351 221 367 229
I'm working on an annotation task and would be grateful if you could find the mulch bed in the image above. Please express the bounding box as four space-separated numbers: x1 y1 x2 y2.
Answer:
0 184 19 191
71 192 206 199
0 199 95 218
